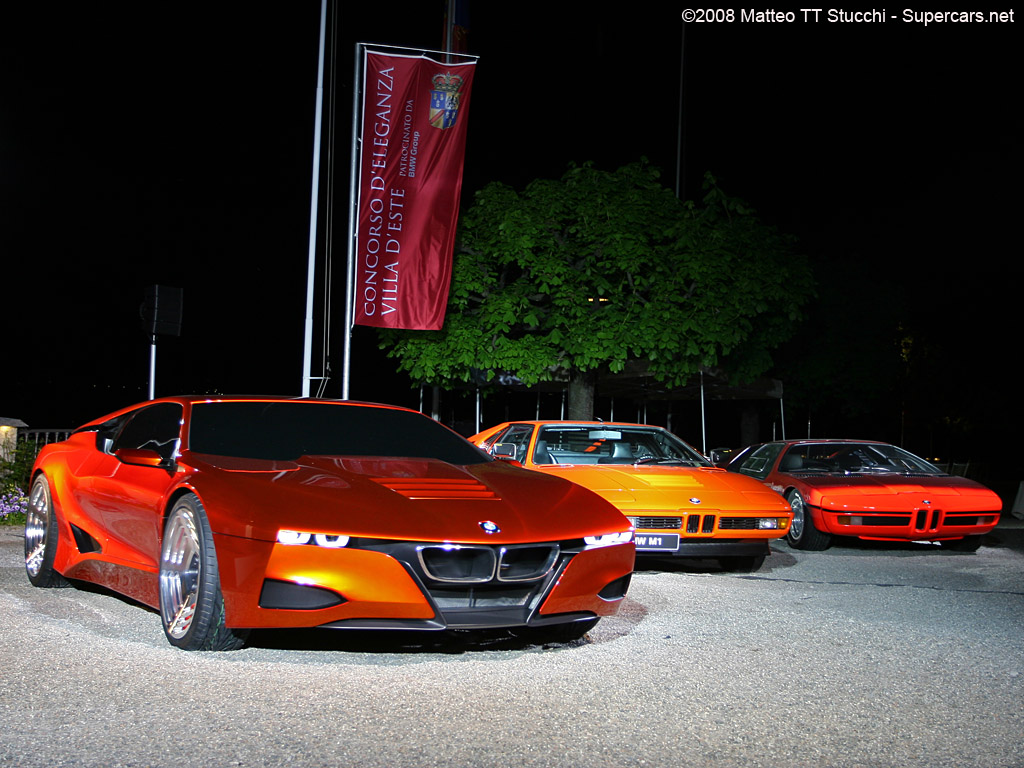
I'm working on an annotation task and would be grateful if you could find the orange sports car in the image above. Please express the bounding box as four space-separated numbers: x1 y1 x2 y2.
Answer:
470 421 792 571
724 439 1002 550
25 397 634 650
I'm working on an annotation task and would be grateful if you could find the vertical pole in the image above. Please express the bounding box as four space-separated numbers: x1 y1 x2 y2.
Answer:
342 43 363 400
148 335 157 400
675 21 686 201
700 369 707 456
302 0 328 397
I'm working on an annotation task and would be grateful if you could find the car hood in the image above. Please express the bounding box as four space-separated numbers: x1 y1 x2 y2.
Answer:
786 473 1003 509
536 464 789 513
185 453 628 542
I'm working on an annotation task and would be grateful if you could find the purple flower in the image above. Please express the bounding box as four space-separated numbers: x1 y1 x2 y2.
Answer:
0 488 28 520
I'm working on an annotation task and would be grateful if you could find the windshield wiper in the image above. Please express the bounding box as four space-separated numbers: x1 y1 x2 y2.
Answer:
634 457 696 466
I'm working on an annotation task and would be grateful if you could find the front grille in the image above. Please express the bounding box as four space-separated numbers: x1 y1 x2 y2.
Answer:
944 514 984 526
629 516 682 530
428 584 538 608
915 509 941 532
418 545 495 583
686 514 717 533
498 544 561 582
718 518 765 530
858 515 910 527
417 543 559 584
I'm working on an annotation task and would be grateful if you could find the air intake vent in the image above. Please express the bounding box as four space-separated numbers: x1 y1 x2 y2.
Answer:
372 477 498 500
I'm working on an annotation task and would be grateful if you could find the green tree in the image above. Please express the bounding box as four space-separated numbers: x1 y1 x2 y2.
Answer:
379 161 813 418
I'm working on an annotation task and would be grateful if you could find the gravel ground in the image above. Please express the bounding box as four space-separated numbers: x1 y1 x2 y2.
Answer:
1 523 1022 768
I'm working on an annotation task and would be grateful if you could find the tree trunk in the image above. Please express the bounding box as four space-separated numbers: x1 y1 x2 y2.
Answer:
568 369 597 421
740 404 759 448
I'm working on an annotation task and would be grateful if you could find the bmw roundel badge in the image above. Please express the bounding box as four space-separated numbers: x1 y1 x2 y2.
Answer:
479 520 501 534
689 498 702 505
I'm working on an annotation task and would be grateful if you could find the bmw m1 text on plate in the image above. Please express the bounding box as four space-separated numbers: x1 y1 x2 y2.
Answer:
25 397 634 650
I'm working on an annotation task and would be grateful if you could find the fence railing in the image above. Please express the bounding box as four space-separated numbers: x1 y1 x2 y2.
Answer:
18 429 73 449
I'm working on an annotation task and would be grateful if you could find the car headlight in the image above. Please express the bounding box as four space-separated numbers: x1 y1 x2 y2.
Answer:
757 518 789 530
277 530 350 548
584 531 634 548
314 533 349 548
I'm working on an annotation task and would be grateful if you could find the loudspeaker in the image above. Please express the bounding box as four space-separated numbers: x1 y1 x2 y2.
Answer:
141 285 183 337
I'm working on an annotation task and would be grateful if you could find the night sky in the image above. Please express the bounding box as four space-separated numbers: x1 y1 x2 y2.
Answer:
2 3 1018 472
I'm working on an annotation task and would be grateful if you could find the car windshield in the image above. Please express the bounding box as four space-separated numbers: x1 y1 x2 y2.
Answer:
187 401 487 464
782 442 944 475
535 425 709 466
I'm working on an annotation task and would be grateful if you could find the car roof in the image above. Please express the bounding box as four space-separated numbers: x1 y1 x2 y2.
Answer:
77 396 417 429
763 439 890 446
500 420 665 429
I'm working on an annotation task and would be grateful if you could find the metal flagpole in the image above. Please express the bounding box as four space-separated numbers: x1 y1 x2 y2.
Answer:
301 0 328 397
341 42 363 400
700 369 707 455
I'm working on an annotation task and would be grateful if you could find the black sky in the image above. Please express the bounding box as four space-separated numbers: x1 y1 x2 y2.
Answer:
2 3 1018 450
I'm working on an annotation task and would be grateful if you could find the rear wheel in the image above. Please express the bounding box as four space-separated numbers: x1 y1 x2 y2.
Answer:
24 475 70 588
159 494 247 651
785 490 832 551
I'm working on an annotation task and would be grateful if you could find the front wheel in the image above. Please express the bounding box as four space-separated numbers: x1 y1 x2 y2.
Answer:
159 494 247 651
24 475 70 588
785 490 832 551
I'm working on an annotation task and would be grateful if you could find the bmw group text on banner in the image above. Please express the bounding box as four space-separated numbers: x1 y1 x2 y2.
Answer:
354 48 476 331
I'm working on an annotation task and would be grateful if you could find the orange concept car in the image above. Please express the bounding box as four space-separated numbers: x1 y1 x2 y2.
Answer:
724 439 1002 551
470 421 792 572
25 397 635 650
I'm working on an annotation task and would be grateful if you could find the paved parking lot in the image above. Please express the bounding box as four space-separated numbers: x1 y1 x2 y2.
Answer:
1 522 1021 767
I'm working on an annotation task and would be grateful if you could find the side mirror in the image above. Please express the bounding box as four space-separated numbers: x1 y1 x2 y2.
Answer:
115 448 171 469
491 443 520 463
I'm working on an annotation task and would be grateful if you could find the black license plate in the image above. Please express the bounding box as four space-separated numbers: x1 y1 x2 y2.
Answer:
634 533 680 551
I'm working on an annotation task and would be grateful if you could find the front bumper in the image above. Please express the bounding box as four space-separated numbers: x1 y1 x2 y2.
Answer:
628 511 789 557
817 507 1000 541
215 534 634 630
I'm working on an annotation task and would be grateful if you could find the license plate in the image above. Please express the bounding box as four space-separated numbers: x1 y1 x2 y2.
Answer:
634 533 680 551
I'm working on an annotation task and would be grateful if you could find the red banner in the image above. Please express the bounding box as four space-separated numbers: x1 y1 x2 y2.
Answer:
353 50 476 330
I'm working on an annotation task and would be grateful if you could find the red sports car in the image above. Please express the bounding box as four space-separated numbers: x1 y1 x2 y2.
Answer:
725 439 1002 550
25 397 634 650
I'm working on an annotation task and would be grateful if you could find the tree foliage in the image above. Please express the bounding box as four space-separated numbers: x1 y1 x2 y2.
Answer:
378 161 813 415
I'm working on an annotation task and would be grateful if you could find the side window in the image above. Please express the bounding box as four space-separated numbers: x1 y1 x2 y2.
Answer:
735 443 783 479
112 403 183 460
90 413 131 453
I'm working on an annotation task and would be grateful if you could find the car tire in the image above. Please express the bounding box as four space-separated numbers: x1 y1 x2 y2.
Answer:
24 475 71 588
785 489 831 551
159 494 248 651
718 555 766 572
940 535 983 552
